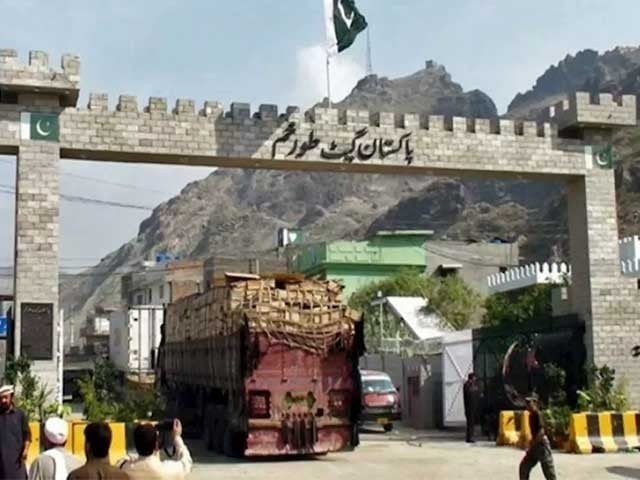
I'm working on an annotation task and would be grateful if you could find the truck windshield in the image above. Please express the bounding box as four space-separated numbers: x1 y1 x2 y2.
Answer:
362 378 396 393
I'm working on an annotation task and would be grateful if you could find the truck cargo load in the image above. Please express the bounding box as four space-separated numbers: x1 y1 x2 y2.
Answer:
160 273 363 457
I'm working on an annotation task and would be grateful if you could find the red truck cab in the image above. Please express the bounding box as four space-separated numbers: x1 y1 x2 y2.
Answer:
359 370 401 432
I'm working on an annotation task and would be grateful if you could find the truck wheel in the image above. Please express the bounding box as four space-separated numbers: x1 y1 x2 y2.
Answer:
202 412 214 451
223 427 245 458
383 423 393 433
213 418 224 454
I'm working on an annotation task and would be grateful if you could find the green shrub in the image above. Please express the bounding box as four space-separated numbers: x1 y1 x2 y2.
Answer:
3 356 67 421
543 405 572 440
577 364 628 412
77 359 165 422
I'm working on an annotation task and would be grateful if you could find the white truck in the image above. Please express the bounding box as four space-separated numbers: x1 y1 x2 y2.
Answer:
109 306 163 383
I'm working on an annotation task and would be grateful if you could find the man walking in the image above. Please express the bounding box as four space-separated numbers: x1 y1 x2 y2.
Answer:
463 373 480 443
519 394 556 480
0 385 31 480
67 422 129 480
28 417 81 480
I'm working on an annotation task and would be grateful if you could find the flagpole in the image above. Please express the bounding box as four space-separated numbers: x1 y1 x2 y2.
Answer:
326 54 332 107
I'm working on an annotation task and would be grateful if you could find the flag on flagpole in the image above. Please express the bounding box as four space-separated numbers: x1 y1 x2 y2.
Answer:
324 0 368 56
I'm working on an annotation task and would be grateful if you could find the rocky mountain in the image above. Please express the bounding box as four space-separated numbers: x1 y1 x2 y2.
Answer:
507 47 640 119
323 61 498 119
61 47 640 328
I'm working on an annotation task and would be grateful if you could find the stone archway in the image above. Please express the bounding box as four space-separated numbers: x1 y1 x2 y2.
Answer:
1 48 639 401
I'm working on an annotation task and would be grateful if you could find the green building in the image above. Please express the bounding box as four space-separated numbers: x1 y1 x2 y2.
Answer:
290 230 432 299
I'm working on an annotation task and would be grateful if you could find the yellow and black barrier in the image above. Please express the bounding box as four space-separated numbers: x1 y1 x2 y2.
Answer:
497 410 531 449
568 412 640 453
26 421 128 466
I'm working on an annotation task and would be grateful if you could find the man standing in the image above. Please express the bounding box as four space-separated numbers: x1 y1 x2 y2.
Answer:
519 394 556 480
121 419 192 480
28 417 82 480
67 422 129 480
463 373 480 443
0 385 31 480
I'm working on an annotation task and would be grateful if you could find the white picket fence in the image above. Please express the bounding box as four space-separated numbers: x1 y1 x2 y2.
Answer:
487 236 640 293
487 262 571 294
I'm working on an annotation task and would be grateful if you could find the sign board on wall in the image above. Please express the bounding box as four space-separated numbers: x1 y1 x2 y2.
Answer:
20 303 53 360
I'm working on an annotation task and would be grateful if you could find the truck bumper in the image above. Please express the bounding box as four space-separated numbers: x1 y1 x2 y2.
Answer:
245 421 353 456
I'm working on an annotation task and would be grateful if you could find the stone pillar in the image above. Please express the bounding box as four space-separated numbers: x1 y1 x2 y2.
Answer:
13 142 60 390
568 166 640 404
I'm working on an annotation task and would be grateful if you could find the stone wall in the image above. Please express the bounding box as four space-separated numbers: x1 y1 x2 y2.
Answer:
14 142 59 390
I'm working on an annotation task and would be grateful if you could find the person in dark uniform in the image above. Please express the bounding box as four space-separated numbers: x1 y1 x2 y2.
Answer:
463 373 480 443
0 385 31 480
519 394 556 480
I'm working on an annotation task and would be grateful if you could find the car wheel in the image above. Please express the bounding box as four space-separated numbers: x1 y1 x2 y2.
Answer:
383 423 393 433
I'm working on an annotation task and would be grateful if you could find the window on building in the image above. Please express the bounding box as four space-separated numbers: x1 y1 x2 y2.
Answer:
148 288 152 303
159 284 165 300
436 264 462 278
136 294 143 305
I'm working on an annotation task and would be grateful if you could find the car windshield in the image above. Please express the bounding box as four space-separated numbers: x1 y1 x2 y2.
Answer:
362 378 396 393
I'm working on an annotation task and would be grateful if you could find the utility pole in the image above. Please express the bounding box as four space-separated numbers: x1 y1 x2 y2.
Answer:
366 27 373 76
56 309 64 405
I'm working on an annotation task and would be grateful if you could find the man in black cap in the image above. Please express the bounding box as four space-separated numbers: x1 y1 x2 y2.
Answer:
519 393 556 480
0 384 31 480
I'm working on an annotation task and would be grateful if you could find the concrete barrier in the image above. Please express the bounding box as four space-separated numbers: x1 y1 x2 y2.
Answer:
568 412 640 453
496 411 531 449
26 422 41 466
70 422 128 463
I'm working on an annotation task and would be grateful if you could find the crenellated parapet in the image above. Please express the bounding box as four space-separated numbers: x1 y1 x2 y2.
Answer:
487 262 571 294
543 91 637 134
74 92 565 140
0 49 80 106
83 93 299 123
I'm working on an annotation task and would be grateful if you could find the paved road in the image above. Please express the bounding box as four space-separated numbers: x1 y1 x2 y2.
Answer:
187 429 640 479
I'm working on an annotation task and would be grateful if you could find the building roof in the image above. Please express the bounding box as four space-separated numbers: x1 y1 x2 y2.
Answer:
385 296 445 341
373 230 434 237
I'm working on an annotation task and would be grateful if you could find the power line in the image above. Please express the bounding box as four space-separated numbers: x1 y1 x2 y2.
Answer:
0 184 154 211
0 158 173 196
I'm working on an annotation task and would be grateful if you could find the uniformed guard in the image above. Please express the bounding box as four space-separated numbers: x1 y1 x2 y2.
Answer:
463 373 480 443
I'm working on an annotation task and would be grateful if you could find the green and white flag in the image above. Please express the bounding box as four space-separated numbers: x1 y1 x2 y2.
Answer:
595 144 616 169
324 0 368 56
20 113 59 142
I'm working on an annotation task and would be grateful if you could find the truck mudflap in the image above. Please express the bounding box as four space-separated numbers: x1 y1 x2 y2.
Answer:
281 414 318 450
245 419 352 456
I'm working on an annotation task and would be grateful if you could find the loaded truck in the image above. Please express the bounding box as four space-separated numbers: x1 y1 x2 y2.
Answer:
159 273 364 457
109 306 163 384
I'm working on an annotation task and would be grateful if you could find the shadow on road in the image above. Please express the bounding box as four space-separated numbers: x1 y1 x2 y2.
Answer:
607 466 640 479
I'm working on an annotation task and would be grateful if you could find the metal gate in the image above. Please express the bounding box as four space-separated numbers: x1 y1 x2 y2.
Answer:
442 330 473 427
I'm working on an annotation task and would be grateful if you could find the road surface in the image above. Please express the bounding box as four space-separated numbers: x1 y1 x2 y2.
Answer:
186 428 640 479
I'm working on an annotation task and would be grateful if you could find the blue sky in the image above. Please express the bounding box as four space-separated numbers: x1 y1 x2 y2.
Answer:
1 0 640 269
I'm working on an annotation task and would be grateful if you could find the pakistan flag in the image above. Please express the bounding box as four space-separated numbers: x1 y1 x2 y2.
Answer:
324 0 368 55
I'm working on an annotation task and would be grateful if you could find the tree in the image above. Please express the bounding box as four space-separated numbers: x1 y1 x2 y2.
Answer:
421 275 482 331
349 270 482 350
77 359 164 422
482 284 553 328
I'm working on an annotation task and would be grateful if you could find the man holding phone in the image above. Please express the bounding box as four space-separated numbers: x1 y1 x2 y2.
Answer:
121 419 192 480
